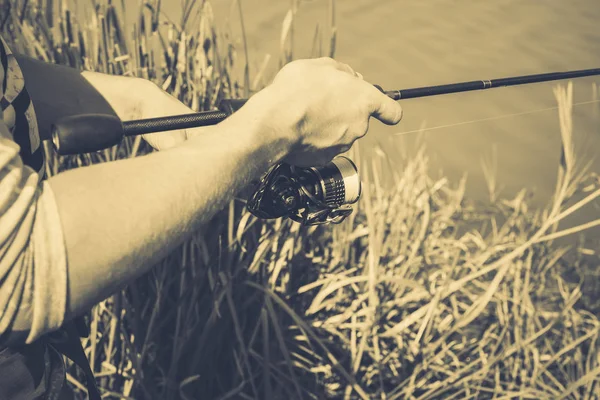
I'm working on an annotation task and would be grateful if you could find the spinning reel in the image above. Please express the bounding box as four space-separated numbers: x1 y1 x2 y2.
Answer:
246 156 361 225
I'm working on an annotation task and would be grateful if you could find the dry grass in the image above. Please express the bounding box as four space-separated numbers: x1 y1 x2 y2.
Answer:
3 0 600 399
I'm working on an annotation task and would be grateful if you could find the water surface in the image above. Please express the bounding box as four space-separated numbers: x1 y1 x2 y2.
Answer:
143 0 600 239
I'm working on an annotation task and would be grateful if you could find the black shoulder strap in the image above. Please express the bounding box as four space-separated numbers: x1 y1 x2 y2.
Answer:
49 322 101 400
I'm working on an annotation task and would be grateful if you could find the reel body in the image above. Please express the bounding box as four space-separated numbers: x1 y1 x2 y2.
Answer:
247 156 361 225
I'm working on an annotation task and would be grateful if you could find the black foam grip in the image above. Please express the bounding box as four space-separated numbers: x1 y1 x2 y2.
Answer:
52 114 124 155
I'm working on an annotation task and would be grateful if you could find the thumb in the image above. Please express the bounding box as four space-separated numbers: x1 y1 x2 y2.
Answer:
366 85 403 125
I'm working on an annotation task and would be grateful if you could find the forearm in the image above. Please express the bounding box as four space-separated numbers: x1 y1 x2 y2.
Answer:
48 93 291 318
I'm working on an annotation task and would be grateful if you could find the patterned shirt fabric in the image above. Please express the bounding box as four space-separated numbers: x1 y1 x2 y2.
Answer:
0 36 44 176
0 34 106 399
0 34 73 399
0 36 68 348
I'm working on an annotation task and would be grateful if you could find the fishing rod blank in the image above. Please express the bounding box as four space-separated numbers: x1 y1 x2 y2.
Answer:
381 67 600 100
52 67 600 155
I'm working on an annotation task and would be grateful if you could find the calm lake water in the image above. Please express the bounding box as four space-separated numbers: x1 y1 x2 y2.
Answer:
135 0 600 240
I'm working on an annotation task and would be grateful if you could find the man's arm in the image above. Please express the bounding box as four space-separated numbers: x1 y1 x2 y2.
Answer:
0 50 206 347
48 89 291 320
3 57 402 345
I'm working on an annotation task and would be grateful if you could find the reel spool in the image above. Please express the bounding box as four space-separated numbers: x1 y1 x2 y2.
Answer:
247 156 361 225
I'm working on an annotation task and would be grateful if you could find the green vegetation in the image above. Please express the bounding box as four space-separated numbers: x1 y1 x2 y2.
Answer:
3 0 600 398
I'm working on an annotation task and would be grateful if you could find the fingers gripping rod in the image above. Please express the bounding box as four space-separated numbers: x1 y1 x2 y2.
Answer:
52 68 600 155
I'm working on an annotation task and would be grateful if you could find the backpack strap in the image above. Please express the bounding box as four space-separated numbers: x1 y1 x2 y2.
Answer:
48 321 101 400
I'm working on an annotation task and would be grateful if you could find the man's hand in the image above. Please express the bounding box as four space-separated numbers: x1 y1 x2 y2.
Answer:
83 57 402 161
240 57 403 167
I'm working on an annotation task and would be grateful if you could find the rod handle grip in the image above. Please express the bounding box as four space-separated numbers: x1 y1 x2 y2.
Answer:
52 114 124 155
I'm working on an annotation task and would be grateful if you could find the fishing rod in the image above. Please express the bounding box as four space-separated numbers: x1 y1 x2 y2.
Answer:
52 67 600 155
51 67 600 225
378 67 600 100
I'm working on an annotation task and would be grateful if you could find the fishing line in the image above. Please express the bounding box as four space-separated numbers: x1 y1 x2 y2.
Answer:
394 99 600 136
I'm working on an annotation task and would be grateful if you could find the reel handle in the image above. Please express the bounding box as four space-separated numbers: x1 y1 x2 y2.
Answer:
51 99 247 155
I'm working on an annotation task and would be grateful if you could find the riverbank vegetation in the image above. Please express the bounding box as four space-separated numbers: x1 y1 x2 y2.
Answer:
3 0 600 398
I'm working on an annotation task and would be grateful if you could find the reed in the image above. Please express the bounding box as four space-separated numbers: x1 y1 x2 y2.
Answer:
2 0 599 399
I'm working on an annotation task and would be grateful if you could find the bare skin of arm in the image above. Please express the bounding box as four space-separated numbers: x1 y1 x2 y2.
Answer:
48 57 403 320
